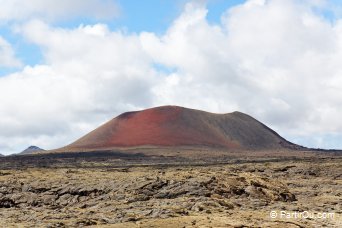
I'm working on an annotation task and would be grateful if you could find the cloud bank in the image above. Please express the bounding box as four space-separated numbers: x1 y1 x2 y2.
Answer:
1 0 342 154
0 0 119 22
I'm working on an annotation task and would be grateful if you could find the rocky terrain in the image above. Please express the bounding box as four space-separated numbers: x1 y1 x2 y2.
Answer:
0 156 340 227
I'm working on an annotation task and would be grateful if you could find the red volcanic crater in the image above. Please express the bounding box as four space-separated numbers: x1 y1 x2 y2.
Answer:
62 106 300 151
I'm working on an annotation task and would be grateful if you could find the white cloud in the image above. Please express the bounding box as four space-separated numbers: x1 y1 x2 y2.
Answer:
0 0 119 22
0 21 158 154
142 0 342 143
1 0 342 154
0 36 22 67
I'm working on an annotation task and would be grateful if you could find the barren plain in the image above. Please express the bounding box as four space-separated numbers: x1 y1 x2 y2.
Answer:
0 152 341 227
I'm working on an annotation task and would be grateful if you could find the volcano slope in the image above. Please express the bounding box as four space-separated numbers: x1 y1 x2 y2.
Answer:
60 106 302 155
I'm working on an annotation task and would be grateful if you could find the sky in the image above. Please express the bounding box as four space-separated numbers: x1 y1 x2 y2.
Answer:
1 0 342 155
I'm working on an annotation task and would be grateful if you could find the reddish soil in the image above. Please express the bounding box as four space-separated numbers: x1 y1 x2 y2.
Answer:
61 106 301 152
107 106 238 148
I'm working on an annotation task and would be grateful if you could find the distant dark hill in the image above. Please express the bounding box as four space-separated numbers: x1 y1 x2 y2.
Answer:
60 106 303 152
20 146 45 155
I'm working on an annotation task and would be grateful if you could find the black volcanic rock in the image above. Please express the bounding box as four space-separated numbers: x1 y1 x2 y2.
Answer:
20 146 45 155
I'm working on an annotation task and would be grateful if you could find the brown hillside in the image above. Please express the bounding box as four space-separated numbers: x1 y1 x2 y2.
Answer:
61 106 300 152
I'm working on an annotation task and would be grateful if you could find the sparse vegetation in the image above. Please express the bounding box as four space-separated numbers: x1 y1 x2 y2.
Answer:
0 154 340 227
